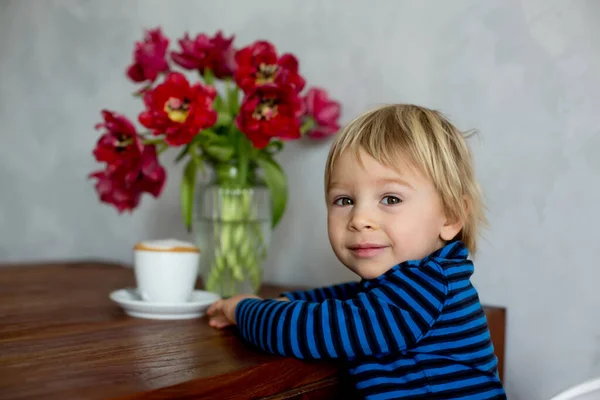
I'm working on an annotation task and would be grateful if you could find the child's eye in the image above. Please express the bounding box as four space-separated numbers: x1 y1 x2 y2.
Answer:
334 197 354 206
381 196 402 205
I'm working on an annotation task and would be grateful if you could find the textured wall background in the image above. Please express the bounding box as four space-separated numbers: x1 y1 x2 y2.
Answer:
1 1 600 398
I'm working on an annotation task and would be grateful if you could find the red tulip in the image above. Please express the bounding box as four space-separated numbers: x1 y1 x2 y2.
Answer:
126 27 170 83
89 169 141 213
236 84 304 149
234 41 305 94
302 88 341 139
89 145 166 213
136 145 167 196
171 31 236 79
138 72 217 146
93 110 143 167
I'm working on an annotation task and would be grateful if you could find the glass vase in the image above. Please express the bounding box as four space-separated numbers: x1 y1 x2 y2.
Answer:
194 161 272 297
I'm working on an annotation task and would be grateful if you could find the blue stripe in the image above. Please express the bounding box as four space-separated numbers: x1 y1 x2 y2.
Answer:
423 363 471 376
317 287 326 300
265 302 286 353
453 346 495 361
357 370 426 388
350 301 372 355
295 291 307 301
439 241 457 257
254 300 277 348
449 279 471 290
244 300 259 341
335 301 355 358
250 300 266 344
289 303 303 358
430 315 488 336
446 266 474 276
324 286 334 299
351 357 414 374
236 300 250 334
430 375 494 391
321 301 338 358
400 273 442 311
400 309 422 339
305 303 321 358
389 284 433 323
416 332 490 352
412 270 447 294
359 294 388 353
479 357 499 371
276 305 291 355
442 302 481 320
380 300 406 349
447 286 476 302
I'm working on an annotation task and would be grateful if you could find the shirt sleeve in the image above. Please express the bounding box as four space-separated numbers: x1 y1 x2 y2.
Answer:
280 282 360 302
236 262 448 360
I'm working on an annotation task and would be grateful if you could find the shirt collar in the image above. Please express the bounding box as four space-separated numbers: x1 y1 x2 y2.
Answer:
359 240 470 291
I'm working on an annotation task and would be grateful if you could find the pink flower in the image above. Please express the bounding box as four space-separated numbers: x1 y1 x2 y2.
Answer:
171 31 237 79
126 27 170 83
302 87 341 139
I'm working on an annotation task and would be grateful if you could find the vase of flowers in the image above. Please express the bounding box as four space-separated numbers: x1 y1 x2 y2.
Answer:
88 28 341 297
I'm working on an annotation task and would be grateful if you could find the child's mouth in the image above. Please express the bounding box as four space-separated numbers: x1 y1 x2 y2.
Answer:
348 244 388 258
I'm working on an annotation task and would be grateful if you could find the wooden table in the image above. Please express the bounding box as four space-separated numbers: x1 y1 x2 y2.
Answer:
0 262 506 400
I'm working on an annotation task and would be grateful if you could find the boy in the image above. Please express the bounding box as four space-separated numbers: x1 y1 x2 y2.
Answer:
207 104 507 399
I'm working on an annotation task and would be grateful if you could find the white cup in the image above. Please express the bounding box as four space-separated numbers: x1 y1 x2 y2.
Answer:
133 239 200 303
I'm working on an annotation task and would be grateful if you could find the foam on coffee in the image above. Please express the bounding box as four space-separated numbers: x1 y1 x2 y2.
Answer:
134 238 200 253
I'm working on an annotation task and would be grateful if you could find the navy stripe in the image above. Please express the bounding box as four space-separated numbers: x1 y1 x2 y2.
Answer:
282 282 360 303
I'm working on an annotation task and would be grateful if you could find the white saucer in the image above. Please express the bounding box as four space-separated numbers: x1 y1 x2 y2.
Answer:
109 288 221 320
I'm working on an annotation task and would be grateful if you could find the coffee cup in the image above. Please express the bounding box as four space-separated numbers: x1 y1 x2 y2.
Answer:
133 239 200 303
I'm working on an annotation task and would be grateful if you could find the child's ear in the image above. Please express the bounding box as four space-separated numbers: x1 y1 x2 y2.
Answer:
440 217 463 241
440 198 468 241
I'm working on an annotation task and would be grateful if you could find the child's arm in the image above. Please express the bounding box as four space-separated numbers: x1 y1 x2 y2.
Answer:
280 281 360 302
235 263 448 360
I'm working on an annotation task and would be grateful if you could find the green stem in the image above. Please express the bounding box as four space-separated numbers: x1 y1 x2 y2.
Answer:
237 133 250 186
203 175 266 296
142 138 165 146
300 117 316 135
157 143 168 154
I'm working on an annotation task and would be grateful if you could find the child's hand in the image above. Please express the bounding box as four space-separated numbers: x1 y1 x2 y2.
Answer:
207 294 262 329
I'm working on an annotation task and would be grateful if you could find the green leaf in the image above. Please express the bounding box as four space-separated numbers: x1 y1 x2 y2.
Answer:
199 128 227 145
180 159 199 232
203 68 215 85
215 112 233 127
213 95 225 113
228 84 240 115
256 155 287 228
174 144 190 163
263 140 284 154
204 144 235 162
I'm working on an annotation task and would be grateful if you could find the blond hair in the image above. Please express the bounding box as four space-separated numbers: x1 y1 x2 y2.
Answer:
324 104 486 254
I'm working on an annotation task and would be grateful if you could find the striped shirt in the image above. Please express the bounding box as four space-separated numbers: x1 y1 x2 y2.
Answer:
236 241 506 399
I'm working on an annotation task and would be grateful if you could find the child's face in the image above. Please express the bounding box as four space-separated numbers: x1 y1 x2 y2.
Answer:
326 149 461 280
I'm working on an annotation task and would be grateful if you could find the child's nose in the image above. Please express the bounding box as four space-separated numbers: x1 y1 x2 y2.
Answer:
348 207 378 231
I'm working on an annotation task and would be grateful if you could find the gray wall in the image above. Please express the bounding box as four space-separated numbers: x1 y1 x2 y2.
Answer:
2 1 600 399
